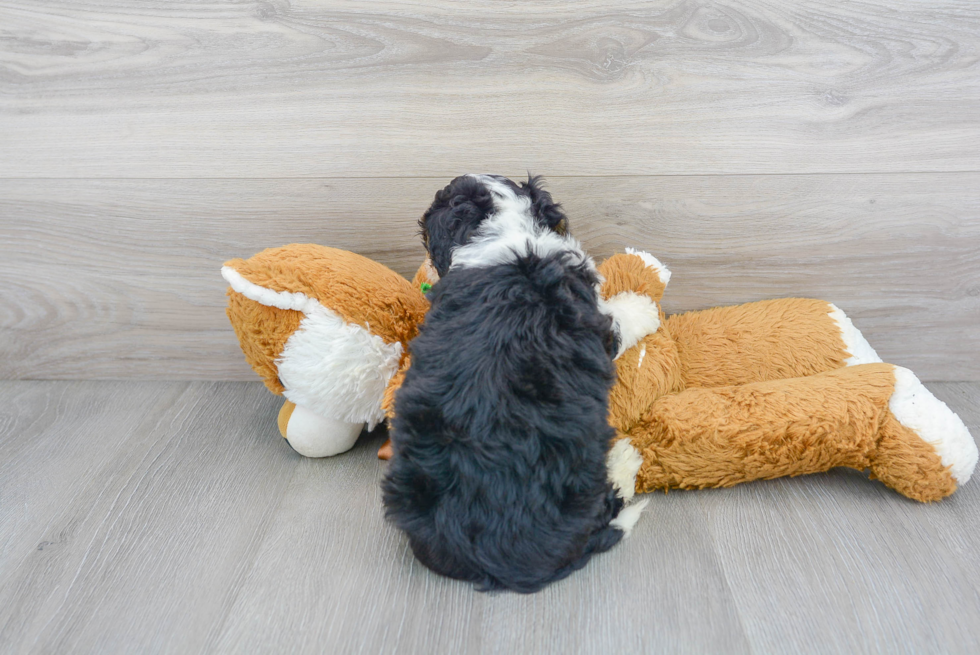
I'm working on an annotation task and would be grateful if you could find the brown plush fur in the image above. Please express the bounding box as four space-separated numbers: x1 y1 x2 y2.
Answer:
225 245 429 397
665 298 850 388
599 253 668 303
596 253 956 502
607 329 684 435
410 259 439 293
382 354 410 420
627 363 951 501
226 247 962 503
226 245 428 347
872 411 957 502
226 291 303 394
598 256 684 434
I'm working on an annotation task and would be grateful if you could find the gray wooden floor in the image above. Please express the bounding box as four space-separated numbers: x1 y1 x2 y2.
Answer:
1 379 978 654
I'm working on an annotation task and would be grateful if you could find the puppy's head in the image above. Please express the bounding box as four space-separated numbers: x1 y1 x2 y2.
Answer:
419 174 568 278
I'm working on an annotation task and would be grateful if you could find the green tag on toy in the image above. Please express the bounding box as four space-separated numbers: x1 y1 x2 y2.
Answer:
420 282 432 294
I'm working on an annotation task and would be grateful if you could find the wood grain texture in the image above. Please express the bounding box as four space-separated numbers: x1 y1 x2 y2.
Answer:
211 438 750 655
3 1 978 651
0 381 297 654
1 0 979 177
0 380 978 653
916 381 980 611
0 381 187 578
2 173 978 381
699 472 980 653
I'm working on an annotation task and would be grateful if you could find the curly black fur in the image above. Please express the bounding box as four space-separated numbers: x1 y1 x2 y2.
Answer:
385 175 626 593
418 174 568 278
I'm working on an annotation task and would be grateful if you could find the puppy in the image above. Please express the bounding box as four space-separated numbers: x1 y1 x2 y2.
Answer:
382 174 644 593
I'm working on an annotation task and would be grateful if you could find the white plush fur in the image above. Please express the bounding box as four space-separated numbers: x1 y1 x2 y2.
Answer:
828 304 882 366
599 291 661 359
222 265 401 429
277 305 402 429
889 366 978 485
606 438 644 501
222 266 321 314
610 499 648 537
606 438 648 537
284 405 364 458
450 175 591 271
625 247 671 286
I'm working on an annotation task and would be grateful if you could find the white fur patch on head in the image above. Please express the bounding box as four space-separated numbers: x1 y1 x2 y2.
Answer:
598 291 661 359
607 438 643 501
223 265 401 429
449 175 590 271
624 247 671 286
828 304 882 366
889 366 977 485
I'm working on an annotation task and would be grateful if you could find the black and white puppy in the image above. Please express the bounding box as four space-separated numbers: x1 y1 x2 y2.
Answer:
383 174 646 593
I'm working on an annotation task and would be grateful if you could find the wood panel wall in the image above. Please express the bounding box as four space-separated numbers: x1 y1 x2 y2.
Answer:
2 1 978 380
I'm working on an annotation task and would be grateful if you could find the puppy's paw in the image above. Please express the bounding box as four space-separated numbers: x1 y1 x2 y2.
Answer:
610 498 649 537
607 438 643 501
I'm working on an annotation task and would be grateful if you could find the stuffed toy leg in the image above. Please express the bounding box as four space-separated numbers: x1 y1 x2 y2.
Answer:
626 363 973 502
598 252 977 502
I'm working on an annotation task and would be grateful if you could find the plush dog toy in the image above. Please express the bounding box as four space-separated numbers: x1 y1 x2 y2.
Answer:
223 244 977 502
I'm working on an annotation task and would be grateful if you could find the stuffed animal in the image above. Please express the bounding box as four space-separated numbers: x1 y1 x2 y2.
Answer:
222 244 977 502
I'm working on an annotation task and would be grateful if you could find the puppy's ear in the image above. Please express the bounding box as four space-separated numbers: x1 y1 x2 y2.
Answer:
523 174 569 235
419 176 494 277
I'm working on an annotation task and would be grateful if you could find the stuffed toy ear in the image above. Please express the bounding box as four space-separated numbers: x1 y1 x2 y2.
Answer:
224 244 426 349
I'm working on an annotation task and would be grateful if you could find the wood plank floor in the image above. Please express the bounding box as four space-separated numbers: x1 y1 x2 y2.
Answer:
1 380 978 654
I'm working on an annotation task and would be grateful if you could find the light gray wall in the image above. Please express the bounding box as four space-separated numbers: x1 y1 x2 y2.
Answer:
2 1 978 380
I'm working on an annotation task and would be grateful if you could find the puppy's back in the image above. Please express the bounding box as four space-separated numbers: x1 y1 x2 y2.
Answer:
384 251 626 593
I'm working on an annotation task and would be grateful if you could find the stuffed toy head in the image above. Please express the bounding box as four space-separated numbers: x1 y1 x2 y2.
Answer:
222 244 427 456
